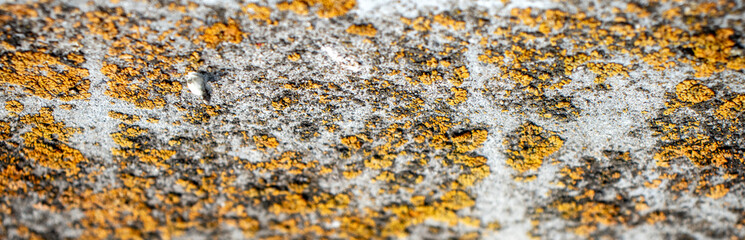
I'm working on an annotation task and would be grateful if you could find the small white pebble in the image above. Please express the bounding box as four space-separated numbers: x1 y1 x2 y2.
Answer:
185 72 205 98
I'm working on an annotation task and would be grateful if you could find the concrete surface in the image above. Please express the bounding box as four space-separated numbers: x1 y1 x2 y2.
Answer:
1 0 745 239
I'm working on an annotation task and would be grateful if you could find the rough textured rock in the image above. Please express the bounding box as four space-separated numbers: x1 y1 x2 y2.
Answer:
1 0 745 239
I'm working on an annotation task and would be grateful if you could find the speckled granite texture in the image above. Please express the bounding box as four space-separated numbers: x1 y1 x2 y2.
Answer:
1 0 745 239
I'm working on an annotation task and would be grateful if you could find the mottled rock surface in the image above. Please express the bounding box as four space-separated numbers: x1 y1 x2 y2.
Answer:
1 0 745 239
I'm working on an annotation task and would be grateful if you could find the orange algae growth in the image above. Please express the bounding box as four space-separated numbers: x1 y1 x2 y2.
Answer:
346 24 377 37
199 19 245 48
277 0 356 18
504 123 564 173
0 51 90 101
675 80 713 104
20 108 86 175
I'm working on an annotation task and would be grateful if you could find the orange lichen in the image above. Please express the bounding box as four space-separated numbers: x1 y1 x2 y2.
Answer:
706 184 729 199
110 125 174 168
654 134 730 167
183 104 222 124
452 129 487 153
586 62 629 84
0 51 90 101
277 0 355 18
253 134 279 150
450 66 469 86
245 151 318 173
287 53 301 61
4 100 23 112
416 71 442 85
272 96 298 111
504 123 564 173
341 135 363 149
401 17 431 31
99 24 187 109
108 111 140 124
675 80 714 104
433 14 465 30
85 8 127 41
346 24 377 37
243 3 275 25
20 108 86 175
447 87 468 105
555 201 621 237
0 121 10 141
199 19 245 48
715 94 745 120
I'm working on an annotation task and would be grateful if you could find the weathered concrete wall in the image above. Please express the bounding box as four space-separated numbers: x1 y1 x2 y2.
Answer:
1 0 744 239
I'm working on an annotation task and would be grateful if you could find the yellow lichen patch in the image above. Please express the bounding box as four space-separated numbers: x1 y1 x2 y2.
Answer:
450 66 469 86
19 108 86 175
108 111 140 124
253 135 279 151
199 19 245 48
653 134 730 168
433 14 465 30
439 190 474 210
4 100 23 112
346 24 377 37
272 96 298 111
401 17 431 31
706 184 729 199
0 51 90 101
538 9 567 35
447 87 468 105
363 155 393 169
675 80 714 104
245 151 318 173
504 123 564 173
102 63 165 109
555 200 621 237
585 62 629 84
341 135 363 149
478 49 504 64
98 20 188 109
416 71 442 85
183 104 222 124
452 129 488 153
277 0 356 18
287 53 301 61
0 121 10 141
243 3 275 25
715 94 745 120
276 1 310 15
110 125 174 168
85 8 128 41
